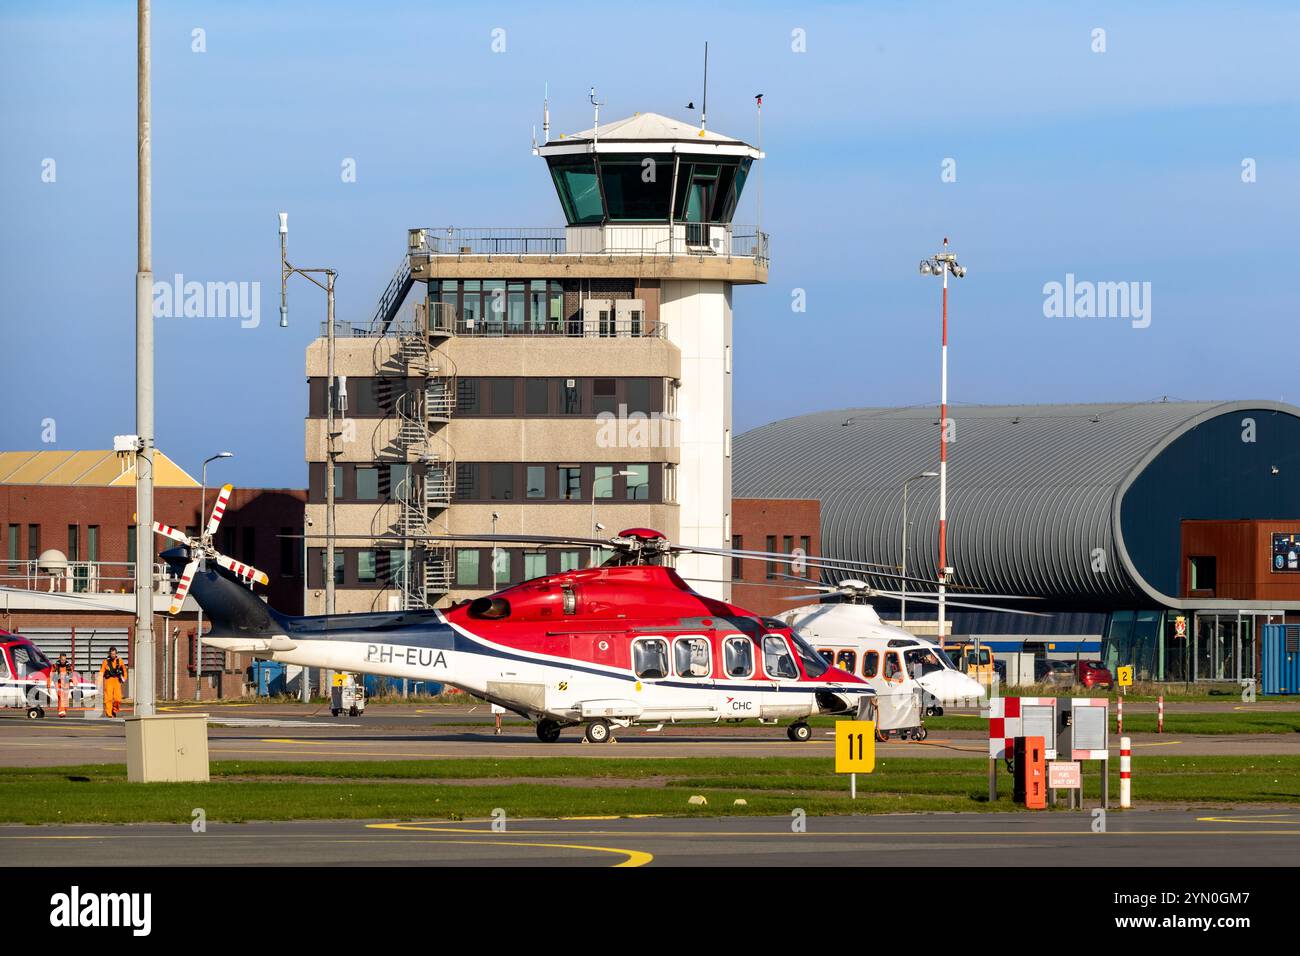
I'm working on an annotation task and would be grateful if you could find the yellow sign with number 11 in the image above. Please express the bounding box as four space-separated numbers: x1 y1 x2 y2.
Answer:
835 720 876 773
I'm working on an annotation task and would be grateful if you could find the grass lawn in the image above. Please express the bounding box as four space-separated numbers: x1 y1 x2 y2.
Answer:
2 755 1296 825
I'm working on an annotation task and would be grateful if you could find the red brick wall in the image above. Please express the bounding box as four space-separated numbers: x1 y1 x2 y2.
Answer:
731 498 821 617
1 483 306 701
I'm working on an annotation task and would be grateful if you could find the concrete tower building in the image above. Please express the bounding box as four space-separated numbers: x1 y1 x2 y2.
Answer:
304 110 766 613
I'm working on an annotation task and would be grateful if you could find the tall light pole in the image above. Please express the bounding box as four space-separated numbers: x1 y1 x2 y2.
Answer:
590 470 633 567
279 212 338 619
919 239 967 644
900 470 939 626
195 452 233 700
133 0 156 717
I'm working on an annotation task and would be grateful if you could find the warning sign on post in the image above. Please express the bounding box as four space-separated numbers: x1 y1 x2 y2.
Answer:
1049 761 1081 789
835 720 876 774
1117 666 1134 687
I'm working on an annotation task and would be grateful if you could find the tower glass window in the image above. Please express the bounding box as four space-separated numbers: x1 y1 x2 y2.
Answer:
526 466 546 499
549 158 603 224
559 467 582 500
625 464 650 500
593 465 615 499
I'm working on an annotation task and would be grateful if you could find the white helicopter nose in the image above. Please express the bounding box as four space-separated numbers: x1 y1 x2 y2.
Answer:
916 669 987 705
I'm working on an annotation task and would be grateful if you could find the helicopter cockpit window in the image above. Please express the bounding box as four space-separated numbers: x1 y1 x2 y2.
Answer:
763 635 799 680
10 644 49 679
789 631 830 678
632 638 670 680
674 637 711 678
905 647 947 677
723 637 753 678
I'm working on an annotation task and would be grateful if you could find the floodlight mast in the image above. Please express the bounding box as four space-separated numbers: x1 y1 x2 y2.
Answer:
918 238 966 647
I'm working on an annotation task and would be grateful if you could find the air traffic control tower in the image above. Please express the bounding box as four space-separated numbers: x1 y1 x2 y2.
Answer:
306 110 766 611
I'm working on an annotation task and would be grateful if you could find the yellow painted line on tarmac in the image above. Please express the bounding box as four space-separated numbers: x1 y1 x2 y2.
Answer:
1133 740 1184 748
1197 813 1300 824
366 821 652 866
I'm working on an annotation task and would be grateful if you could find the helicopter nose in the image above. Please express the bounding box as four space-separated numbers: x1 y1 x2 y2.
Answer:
916 669 987 705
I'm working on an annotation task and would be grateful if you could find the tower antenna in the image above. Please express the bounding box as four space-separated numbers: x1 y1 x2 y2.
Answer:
543 82 550 144
700 42 709 131
589 86 604 147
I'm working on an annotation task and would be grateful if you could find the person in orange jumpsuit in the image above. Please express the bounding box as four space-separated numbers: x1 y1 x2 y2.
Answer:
99 647 127 718
48 652 74 717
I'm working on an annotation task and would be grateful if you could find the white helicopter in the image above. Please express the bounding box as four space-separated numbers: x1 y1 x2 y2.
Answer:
776 578 1044 740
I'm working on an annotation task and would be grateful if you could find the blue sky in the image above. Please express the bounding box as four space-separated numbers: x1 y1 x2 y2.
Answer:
1 1 1296 487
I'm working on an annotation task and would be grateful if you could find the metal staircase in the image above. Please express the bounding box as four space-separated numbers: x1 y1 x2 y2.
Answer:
388 300 458 610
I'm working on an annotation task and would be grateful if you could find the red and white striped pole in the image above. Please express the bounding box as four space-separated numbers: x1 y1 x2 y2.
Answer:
1117 696 1123 736
1157 695 1164 734
1120 736 1132 808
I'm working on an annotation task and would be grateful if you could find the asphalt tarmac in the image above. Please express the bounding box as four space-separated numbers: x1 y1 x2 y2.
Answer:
2 702 1297 765
5 809 1298 866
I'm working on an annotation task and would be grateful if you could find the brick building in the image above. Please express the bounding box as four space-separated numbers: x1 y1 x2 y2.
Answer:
730 497 821 616
0 450 305 700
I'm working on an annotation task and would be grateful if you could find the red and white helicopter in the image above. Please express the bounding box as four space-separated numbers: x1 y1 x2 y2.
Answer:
153 506 921 742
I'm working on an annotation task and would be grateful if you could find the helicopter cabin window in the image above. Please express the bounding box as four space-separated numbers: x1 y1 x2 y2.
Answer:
904 647 946 678
863 651 880 678
723 636 754 678
632 638 670 680
835 650 857 673
674 637 711 678
883 651 904 681
763 635 798 680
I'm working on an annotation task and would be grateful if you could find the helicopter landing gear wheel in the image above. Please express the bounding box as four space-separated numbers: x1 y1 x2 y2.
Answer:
584 719 612 744
912 726 928 741
535 719 562 743
787 721 812 742
26 706 44 720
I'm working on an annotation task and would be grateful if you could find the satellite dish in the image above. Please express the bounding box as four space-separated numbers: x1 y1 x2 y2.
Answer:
38 549 68 572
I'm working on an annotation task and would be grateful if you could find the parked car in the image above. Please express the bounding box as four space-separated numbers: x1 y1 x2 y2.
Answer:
1076 659 1114 689
1035 660 1077 686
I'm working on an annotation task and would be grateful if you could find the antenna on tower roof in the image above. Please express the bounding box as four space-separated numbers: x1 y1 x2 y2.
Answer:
543 82 550 144
589 86 604 148
700 41 709 132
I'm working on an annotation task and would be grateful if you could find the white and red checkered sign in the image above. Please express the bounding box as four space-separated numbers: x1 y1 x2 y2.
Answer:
988 697 1056 759
1069 697 1110 760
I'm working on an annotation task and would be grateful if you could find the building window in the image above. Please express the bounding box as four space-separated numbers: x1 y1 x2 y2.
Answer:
766 535 778 580
87 526 99 562
483 280 506 326
456 463 480 500
386 549 407 586
492 548 511 587
243 528 256 563
7 525 18 563
319 550 344 586
67 525 79 562
562 380 581 415
731 535 744 581
490 463 515 500
559 467 582 500
126 526 135 565
559 550 581 572
358 550 377 583
490 378 515 415
625 464 650 501
1189 555 1217 592
280 527 295 575
593 378 617 415
27 525 40 561
525 378 549 415
626 379 652 414
355 467 379 500
456 548 480 587
524 551 547 581
593 465 615 499
526 466 546 499
457 378 480 413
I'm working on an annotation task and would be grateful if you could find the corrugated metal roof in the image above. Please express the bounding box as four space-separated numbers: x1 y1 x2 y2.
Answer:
732 401 1258 602
0 450 199 488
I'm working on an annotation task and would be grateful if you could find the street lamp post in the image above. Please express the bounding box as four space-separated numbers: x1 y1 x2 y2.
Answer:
279 212 338 620
900 470 939 627
919 239 967 644
590 470 634 568
196 452 233 701
301 515 312 702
